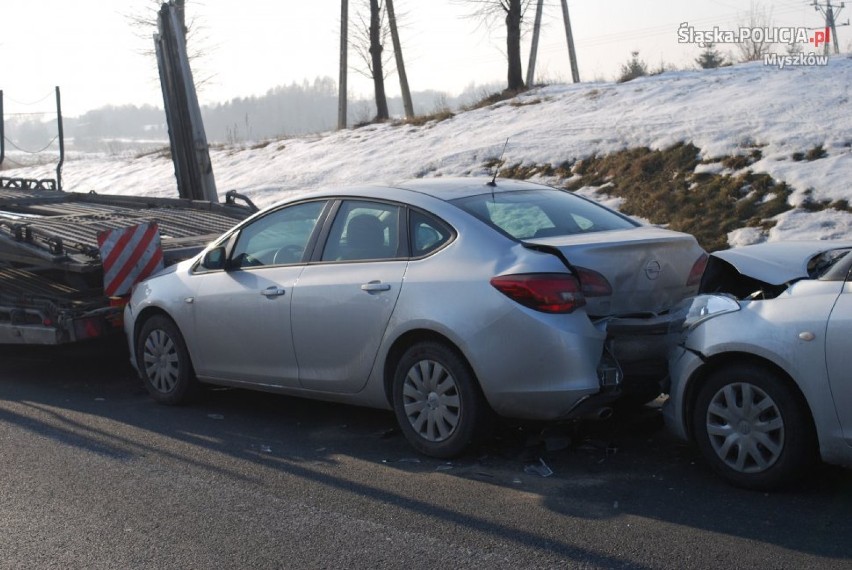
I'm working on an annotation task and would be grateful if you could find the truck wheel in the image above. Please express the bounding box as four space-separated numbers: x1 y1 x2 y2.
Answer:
136 315 197 405
392 341 491 458
692 363 817 490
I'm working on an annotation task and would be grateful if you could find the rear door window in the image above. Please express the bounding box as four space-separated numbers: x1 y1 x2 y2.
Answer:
321 200 403 262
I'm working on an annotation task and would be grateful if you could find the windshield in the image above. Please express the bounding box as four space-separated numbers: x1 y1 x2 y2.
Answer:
451 189 638 241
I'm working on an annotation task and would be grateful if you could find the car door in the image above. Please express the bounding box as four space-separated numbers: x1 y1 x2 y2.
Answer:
190 200 328 387
825 274 852 443
291 199 408 393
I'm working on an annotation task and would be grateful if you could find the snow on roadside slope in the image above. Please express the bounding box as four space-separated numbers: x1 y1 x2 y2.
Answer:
5 57 852 245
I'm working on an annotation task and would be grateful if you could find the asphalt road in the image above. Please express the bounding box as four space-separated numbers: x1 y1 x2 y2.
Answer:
0 337 850 569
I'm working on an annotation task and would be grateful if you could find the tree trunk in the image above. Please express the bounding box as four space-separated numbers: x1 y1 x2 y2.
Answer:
386 0 414 118
505 0 524 91
369 0 389 120
338 0 348 129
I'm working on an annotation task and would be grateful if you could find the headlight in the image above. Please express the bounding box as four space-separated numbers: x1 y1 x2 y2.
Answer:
673 294 741 332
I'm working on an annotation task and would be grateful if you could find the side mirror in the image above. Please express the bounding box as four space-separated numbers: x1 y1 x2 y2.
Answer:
201 246 227 270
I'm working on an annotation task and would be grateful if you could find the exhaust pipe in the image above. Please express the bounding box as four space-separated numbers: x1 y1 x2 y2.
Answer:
585 407 613 421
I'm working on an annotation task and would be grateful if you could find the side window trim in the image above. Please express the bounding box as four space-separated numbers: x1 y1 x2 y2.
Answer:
309 200 342 262
301 200 336 263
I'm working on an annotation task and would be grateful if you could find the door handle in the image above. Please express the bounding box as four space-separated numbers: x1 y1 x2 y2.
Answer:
260 286 286 297
360 281 391 292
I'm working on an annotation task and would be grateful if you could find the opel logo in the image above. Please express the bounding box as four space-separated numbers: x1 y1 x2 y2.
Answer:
645 260 661 280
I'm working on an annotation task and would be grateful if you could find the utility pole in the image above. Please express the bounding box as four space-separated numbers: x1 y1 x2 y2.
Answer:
0 91 4 169
526 0 544 87
560 0 580 83
55 87 65 191
386 0 414 118
813 0 847 55
338 0 348 129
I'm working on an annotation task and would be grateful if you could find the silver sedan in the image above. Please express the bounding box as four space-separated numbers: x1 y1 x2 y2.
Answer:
125 178 705 457
666 241 852 489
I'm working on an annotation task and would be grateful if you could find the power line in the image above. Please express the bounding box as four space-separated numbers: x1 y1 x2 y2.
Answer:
3 136 59 154
2 90 55 107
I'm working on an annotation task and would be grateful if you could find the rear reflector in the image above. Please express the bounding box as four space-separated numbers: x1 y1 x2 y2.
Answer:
687 253 709 287
574 266 613 297
490 273 586 313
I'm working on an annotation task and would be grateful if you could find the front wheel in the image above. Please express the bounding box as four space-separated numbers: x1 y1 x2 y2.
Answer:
392 342 491 458
692 363 817 490
136 314 197 405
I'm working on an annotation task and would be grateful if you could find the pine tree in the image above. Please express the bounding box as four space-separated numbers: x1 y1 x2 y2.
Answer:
696 43 726 69
618 51 648 83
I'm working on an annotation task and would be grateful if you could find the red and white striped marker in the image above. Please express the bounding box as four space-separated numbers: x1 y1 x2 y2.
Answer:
97 222 164 297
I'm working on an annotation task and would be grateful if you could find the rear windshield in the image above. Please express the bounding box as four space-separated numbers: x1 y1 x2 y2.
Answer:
451 189 638 240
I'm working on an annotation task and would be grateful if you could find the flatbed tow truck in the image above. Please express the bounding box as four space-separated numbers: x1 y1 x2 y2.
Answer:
0 176 255 345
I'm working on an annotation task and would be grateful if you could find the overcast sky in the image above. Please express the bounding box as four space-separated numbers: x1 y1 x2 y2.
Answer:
1 1 838 116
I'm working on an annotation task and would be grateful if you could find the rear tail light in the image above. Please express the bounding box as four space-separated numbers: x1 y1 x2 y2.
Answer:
574 266 613 297
490 273 586 313
687 253 709 287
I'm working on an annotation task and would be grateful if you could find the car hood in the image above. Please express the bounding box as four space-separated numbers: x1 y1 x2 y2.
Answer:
711 240 852 285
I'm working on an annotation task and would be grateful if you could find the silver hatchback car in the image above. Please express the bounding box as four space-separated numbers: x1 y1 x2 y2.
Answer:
666 241 852 489
125 178 705 457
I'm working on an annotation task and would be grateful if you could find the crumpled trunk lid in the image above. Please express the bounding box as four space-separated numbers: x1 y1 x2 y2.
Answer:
526 226 704 316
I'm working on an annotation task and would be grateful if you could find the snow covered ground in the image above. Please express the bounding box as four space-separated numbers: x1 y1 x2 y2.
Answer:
5 57 852 246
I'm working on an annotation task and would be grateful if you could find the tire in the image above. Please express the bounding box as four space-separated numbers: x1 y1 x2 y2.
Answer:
392 341 491 458
692 363 817 491
136 314 198 405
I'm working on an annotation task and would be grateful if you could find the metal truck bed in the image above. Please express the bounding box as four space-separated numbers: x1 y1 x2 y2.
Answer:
0 182 256 344
0 186 254 271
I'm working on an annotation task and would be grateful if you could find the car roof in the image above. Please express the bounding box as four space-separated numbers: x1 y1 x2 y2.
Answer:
279 177 549 205
389 177 550 200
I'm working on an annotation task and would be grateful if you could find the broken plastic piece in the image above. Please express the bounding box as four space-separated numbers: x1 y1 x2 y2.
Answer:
524 458 554 478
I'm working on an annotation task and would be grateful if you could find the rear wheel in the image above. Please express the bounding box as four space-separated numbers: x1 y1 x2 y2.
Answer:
392 342 490 458
692 363 816 490
136 315 197 405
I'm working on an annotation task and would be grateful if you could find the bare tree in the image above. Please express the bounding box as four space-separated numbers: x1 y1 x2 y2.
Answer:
352 0 392 120
126 0 211 85
457 0 532 91
127 0 194 53
736 1 774 62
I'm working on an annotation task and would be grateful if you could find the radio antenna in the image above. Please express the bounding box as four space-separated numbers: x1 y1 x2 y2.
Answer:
487 138 509 187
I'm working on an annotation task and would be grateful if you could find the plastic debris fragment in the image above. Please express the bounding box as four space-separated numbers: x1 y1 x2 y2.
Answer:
523 457 554 478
